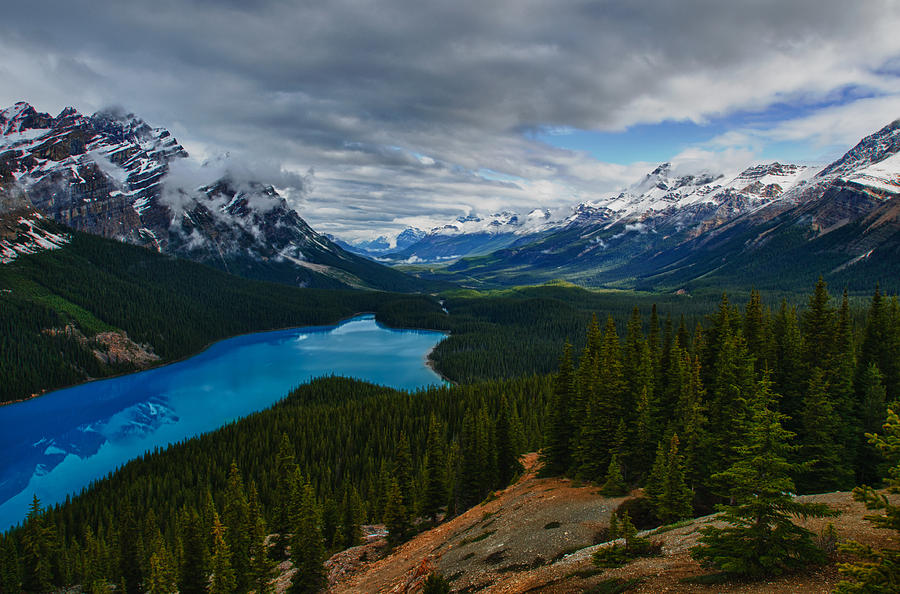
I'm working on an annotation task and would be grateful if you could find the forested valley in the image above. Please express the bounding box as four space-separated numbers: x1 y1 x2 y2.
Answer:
2 276 899 591
0 231 445 404
1 231 717 404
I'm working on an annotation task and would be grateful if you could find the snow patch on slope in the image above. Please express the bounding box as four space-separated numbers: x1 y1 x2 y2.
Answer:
0 214 70 264
841 151 900 195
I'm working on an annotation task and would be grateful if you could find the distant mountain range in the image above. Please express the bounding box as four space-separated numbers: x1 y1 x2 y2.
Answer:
4 100 898 293
0 102 424 291
360 119 900 291
339 160 823 266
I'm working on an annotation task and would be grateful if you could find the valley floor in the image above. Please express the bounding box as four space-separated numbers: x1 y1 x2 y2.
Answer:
321 454 893 593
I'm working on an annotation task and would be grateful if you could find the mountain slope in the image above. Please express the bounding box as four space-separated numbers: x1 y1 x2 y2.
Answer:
436 120 900 292
331 453 873 593
0 102 426 291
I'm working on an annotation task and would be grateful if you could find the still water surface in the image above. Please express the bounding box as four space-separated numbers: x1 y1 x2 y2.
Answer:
0 315 445 530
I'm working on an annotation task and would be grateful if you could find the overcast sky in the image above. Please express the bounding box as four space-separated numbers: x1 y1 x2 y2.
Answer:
2 0 900 241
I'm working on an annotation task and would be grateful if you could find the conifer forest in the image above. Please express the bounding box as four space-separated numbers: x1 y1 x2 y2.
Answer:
3 270 900 591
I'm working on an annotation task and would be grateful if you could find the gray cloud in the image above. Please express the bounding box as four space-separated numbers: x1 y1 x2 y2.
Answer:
1 0 899 240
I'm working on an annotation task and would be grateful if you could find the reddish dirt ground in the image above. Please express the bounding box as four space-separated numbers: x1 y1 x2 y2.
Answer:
322 453 895 593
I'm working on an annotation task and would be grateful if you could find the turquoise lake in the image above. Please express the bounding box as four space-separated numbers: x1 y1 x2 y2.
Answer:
0 315 445 531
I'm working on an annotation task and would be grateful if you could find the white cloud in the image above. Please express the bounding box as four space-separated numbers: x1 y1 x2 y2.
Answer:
695 95 900 170
766 96 900 148
1 0 900 238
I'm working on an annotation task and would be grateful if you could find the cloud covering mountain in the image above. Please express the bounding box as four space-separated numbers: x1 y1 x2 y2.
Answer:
2 0 899 241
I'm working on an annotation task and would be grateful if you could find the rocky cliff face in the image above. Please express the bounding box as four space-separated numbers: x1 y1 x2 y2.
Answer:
0 102 187 246
0 102 420 290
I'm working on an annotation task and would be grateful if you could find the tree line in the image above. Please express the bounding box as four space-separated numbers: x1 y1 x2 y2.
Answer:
0 375 548 592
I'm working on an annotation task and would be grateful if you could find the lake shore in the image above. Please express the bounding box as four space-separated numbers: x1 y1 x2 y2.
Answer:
1 311 451 408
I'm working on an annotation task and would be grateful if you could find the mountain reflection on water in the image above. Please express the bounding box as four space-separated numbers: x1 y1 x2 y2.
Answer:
0 315 445 530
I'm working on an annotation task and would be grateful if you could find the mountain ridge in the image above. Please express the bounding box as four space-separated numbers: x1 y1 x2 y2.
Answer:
0 102 427 291
427 118 900 291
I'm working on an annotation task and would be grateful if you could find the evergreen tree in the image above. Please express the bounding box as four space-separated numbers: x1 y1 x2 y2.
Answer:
600 453 628 496
648 304 662 387
631 386 654 479
576 316 624 481
658 341 688 436
222 461 250 591
1 534 20 594
859 286 900 402
802 277 835 373
700 293 735 388
574 314 602 417
146 532 177 594
274 433 298 559
290 480 325 593
383 477 409 545
624 307 652 418
744 289 771 372
832 290 860 472
321 497 339 550
645 438 667 517
608 512 619 540
178 508 208 594
649 434 693 524
660 313 674 396
476 406 497 494
338 483 364 549
797 367 851 493
858 363 888 485
540 342 575 476
836 407 900 592
773 300 805 433
248 484 275 593
209 512 236 594
706 332 755 481
394 432 414 524
677 353 706 492
202 489 218 541
496 396 521 487
691 376 835 576
677 315 691 357
422 414 447 523
455 408 482 511
81 524 108 593
21 495 52 593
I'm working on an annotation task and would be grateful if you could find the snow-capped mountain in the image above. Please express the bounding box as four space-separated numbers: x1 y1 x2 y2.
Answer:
372 209 558 263
817 119 900 181
0 102 422 291
333 227 426 257
440 119 900 290
567 161 813 231
428 209 555 236
379 159 817 265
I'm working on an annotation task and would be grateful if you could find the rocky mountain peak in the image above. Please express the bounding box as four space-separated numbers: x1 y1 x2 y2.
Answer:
57 106 79 119
0 102 53 135
396 227 426 244
0 102 421 290
649 162 672 176
817 118 900 179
